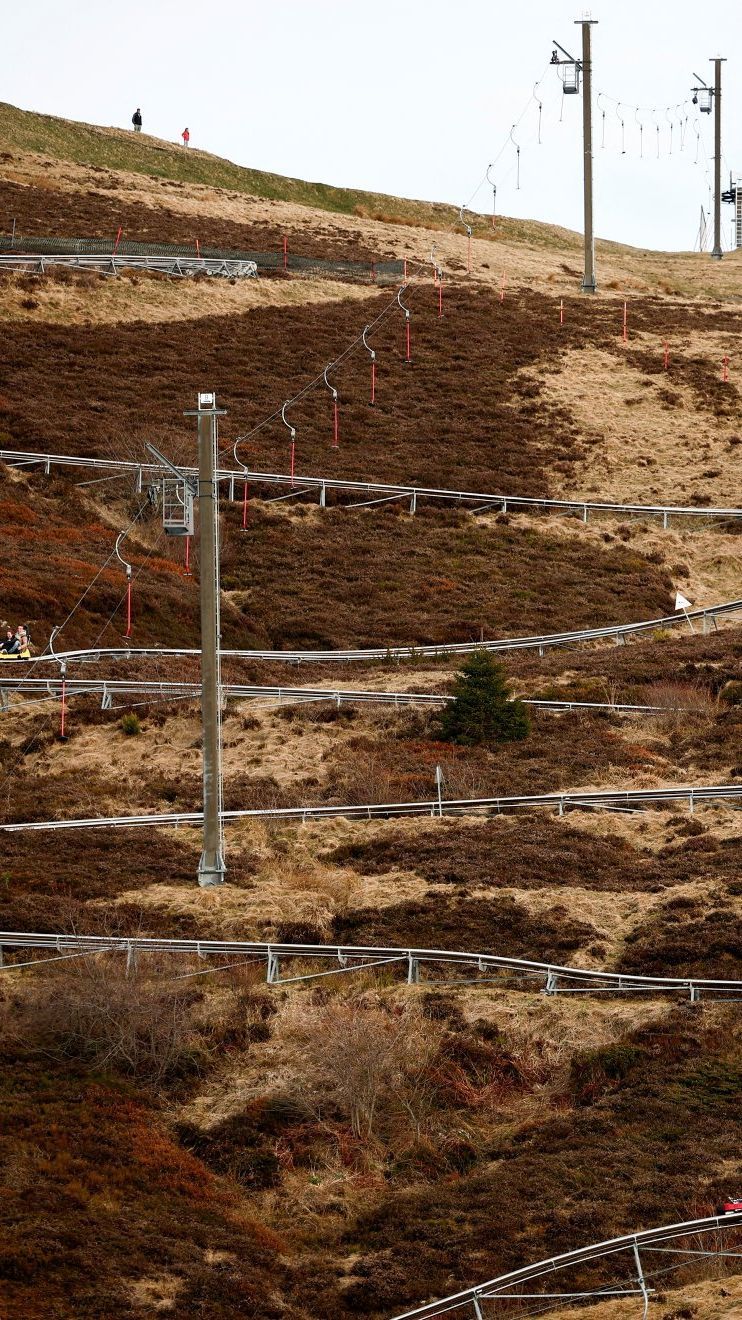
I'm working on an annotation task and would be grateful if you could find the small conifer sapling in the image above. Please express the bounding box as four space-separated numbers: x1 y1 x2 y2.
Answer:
438 652 530 746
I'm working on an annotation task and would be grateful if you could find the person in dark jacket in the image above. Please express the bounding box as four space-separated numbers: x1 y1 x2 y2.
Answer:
0 628 19 657
132 108 142 132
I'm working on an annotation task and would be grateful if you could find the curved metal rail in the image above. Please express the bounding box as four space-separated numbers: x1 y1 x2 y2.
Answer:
1 448 740 525
1 932 739 1001
0 675 701 717
388 1214 742 1319
1 782 740 833
37 596 742 667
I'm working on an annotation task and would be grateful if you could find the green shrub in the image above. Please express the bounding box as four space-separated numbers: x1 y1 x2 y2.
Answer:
120 712 141 736
438 652 530 746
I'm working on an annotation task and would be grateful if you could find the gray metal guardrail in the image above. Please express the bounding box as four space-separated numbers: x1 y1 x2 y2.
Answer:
0 236 404 283
36 596 742 667
1 448 740 526
1 932 740 1001
388 1214 742 1319
0 675 703 717
1 782 739 833
0 252 258 279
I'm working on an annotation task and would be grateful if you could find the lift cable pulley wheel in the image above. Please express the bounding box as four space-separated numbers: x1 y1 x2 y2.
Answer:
486 165 497 225
362 325 377 406
509 126 521 189
533 81 543 143
281 401 297 485
114 529 133 639
397 287 412 364
323 366 339 449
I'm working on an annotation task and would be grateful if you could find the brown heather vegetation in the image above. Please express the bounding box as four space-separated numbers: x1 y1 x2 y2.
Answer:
0 175 386 263
0 114 740 1320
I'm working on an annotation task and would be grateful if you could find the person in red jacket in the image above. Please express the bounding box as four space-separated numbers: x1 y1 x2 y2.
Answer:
182 127 190 148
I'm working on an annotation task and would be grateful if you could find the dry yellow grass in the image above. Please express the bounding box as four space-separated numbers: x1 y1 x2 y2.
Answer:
519 346 742 507
0 268 376 326
8 145 742 299
544 1272 742 1320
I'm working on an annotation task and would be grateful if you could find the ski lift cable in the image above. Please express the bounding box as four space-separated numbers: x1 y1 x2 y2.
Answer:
0 501 156 798
232 55 551 461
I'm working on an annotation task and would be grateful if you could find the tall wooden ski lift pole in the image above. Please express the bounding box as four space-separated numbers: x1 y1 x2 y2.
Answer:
578 19 597 292
552 20 597 293
692 60 725 260
183 392 227 886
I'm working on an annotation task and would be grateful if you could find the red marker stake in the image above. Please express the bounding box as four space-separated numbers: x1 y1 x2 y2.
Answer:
438 281 443 319
113 225 123 256
560 299 564 326
500 272 505 303
663 341 670 370
623 301 628 343
195 238 200 260
241 478 249 530
722 355 730 383
283 236 288 272
184 536 191 576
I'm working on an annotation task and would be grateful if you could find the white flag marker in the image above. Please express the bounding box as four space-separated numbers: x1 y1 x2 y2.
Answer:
435 764 444 817
674 590 695 633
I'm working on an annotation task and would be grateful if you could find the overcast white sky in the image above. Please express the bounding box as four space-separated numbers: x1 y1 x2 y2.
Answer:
4 0 741 251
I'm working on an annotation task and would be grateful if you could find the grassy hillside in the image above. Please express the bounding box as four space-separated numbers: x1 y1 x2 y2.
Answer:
0 105 740 1319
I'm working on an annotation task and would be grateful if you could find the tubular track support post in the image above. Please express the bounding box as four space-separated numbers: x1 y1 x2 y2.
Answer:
633 1244 651 1320
398 287 412 364
115 530 133 639
241 479 249 530
281 403 297 486
459 205 473 274
323 366 339 448
362 326 376 406
560 298 564 325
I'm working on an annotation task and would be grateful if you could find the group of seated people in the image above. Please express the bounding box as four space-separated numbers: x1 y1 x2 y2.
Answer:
0 624 31 660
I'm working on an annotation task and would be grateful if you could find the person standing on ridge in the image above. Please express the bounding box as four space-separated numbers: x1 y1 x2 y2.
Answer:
132 108 142 133
182 127 190 147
